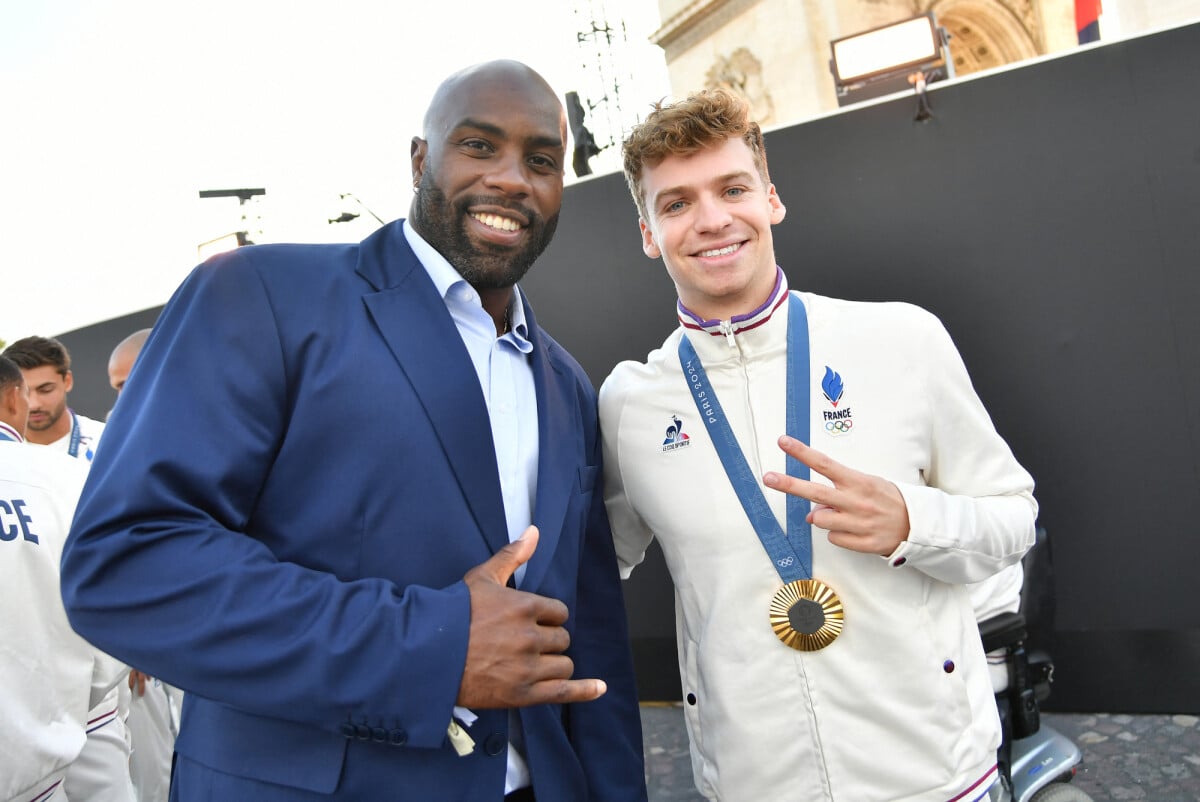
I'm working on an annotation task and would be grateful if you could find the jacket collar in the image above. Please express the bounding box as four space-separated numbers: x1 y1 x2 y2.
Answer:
677 267 792 364
0 420 22 442
355 220 575 588
357 221 509 555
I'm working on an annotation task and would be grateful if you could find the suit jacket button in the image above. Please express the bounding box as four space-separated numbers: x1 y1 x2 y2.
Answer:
339 723 357 739
484 733 506 756
389 729 408 746
371 727 388 743
355 724 371 741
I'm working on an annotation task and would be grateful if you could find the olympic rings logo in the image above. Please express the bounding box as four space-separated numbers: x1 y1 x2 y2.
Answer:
825 420 853 433
777 556 795 568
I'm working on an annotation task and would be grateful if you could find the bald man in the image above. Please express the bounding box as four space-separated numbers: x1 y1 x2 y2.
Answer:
62 60 646 801
107 328 151 395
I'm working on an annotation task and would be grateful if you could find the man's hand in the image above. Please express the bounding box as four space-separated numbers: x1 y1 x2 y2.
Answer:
763 435 911 556
458 526 607 709
128 668 150 696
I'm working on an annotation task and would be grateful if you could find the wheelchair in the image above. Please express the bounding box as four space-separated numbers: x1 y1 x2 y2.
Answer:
977 529 1094 802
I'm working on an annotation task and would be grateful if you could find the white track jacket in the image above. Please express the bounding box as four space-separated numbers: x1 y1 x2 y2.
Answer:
600 278 1037 801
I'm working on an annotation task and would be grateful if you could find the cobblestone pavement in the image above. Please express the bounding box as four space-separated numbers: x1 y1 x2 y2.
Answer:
640 705 1200 801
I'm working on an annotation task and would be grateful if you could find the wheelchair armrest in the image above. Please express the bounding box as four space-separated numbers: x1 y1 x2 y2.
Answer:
979 611 1028 653
1026 648 1054 702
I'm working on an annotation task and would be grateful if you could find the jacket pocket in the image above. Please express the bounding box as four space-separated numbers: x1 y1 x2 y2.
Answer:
576 464 599 494
175 699 347 793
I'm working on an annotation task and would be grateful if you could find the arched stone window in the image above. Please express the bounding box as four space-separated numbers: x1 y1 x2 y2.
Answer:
928 0 1040 75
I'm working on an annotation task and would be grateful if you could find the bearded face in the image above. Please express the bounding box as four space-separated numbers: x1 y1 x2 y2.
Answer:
411 170 559 289
407 66 567 291
21 364 71 442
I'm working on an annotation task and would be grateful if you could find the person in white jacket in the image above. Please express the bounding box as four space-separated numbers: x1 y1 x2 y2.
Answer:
0 356 127 802
2 337 104 461
600 89 1037 801
4 336 135 802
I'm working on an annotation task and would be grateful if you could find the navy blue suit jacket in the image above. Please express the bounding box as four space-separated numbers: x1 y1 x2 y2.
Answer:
61 221 646 800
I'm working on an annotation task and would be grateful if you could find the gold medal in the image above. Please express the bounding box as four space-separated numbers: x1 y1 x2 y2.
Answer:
769 579 844 651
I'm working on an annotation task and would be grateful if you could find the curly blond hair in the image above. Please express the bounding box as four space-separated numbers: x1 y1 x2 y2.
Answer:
622 88 770 221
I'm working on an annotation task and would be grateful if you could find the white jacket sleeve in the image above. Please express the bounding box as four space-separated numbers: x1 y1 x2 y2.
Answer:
888 313 1038 584
599 371 656 579
88 650 130 711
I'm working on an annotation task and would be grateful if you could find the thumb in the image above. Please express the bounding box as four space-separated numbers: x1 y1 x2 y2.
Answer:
477 525 539 585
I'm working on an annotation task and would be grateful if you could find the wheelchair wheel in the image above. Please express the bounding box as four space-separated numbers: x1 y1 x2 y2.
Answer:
1029 783 1095 802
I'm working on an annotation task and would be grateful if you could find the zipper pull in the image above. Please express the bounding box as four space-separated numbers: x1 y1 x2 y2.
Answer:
719 319 737 348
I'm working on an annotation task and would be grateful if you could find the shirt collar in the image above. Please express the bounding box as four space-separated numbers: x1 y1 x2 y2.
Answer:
403 220 531 347
0 420 23 442
677 266 789 338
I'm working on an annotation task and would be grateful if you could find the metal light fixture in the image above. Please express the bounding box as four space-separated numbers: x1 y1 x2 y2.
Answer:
565 91 602 178
829 13 953 110
197 188 266 257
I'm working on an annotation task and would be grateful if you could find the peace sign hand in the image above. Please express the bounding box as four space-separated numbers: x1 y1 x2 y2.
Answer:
762 435 911 557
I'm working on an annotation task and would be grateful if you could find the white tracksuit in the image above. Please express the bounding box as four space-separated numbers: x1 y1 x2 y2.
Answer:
0 433 126 802
42 412 137 802
600 276 1037 801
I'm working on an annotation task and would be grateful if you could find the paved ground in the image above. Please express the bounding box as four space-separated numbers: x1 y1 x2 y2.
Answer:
640 704 1200 801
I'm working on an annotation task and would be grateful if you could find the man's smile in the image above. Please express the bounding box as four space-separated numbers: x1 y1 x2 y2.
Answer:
696 242 743 258
470 212 524 232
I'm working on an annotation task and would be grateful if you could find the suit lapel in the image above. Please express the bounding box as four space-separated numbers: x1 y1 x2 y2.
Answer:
522 302 578 592
357 223 509 555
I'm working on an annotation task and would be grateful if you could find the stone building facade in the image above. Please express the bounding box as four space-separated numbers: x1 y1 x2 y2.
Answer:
646 0 1196 124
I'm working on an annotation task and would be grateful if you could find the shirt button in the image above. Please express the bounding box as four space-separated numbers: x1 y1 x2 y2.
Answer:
686 693 697 705
892 556 907 567
943 660 956 673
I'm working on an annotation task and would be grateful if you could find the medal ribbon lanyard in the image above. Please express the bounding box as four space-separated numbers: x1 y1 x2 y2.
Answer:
67 410 81 458
678 295 812 584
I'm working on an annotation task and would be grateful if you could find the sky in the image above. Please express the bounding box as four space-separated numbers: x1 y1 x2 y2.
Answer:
0 0 670 344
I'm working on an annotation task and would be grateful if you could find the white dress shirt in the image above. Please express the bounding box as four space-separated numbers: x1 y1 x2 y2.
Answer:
404 220 538 793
